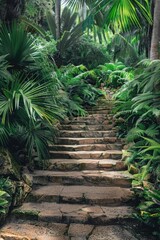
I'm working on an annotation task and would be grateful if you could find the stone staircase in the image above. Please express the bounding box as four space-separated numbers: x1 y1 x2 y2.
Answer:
0 99 138 240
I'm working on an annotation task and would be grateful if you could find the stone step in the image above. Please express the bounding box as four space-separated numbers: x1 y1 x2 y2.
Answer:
87 110 112 114
0 222 139 240
12 202 134 224
0 221 68 240
69 114 114 121
88 106 112 110
33 170 132 187
47 159 126 171
57 137 123 145
59 124 115 131
59 130 116 138
49 143 122 151
64 118 114 125
27 185 133 206
75 113 112 117
50 150 122 160
88 110 112 115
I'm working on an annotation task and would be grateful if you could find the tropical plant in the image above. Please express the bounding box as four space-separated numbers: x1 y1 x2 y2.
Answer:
46 7 84 66
114 59 160 235
0 22 65 164
24 0 53 25
0 22 38 71
96 62 134 89
107 33 141 66
58 64 103 115
0 190 10 215
59 36 110 68
0 71 63 160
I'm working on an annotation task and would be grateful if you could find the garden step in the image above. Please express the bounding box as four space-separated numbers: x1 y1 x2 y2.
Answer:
27 185 133 206
87 110 112 114
12 202 134 224
59 124 115 131
57 137 123 145
70 114 114 121
0 221 68 240
88 105 113 110
33 170 132 187
87 110 113 114
50 150 122 160
47 159 126 171
50 143 122 151
75 113 112 117
59 130 116 138
0 222 139 240
64 119 114 125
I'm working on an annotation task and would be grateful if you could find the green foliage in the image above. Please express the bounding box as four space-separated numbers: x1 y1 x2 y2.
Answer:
25 0 53 24
107 33 141 66
96 62 134 88
114 60 160 235
58 64 103 116
0 22 64 163
0 190 10 215
60 36 110 69
0 22 38 70
46 7 84 66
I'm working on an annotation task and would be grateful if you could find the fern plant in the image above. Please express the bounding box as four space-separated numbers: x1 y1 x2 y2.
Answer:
59 64 103 113
97 62 134 89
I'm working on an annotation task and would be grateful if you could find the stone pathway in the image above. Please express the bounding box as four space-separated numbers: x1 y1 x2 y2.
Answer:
0 99 144 239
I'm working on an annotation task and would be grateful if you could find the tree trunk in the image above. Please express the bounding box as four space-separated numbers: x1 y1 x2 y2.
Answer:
5 0 25 22
150 0 160 59
0 0 26 22
55 0 61 40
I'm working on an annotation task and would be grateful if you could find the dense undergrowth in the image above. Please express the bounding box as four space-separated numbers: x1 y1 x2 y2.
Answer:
114 60 160 237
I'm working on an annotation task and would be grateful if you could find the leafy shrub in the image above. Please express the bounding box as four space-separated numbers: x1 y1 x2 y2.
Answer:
96 62 134 88
60 37 110 69
25 0 53 24
58 64 103 116
0 22 64 165
114 60 160 236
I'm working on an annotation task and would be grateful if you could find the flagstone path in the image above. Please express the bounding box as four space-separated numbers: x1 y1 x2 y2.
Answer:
0 99 147 240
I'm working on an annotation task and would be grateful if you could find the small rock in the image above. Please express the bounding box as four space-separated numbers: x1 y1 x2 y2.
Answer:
22 173 33 187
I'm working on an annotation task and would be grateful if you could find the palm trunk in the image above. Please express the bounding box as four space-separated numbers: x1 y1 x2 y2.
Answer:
55 0 61 40
150 0 160 59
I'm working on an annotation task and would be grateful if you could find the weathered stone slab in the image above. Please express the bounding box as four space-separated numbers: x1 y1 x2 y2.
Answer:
0 222 68 240
27 185 133 206
68 224 93 238
50 143 122 151
12 203 134 224
88 225 137 240
32 170 132 187
47 159 125 171
50 150 122 160
57 137 122 145
59 130 116 138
